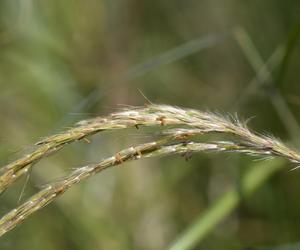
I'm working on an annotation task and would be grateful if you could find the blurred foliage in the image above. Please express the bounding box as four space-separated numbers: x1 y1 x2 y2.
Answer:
0 1 300 249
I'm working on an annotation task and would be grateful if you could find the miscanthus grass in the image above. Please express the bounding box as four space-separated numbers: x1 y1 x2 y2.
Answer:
0 104 300 237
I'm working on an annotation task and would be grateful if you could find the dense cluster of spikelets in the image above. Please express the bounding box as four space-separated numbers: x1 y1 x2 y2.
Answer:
0 104 299 237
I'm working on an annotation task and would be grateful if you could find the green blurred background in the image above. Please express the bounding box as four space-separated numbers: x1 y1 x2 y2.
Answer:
1 1 300 249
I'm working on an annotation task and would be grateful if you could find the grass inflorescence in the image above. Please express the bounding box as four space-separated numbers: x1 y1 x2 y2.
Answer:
0 104 299 237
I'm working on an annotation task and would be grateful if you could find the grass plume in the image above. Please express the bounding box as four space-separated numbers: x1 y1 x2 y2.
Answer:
1 104 300 237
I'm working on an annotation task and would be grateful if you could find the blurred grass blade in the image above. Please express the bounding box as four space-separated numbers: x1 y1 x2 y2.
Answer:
168 159 285 250
234 27 266 72
71 33 226 115
276 17 300 89
234 27 300 142
125 33 226 78
232 44 283 108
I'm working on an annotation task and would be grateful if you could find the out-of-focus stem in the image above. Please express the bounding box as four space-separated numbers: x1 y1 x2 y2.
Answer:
168 158 285 250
